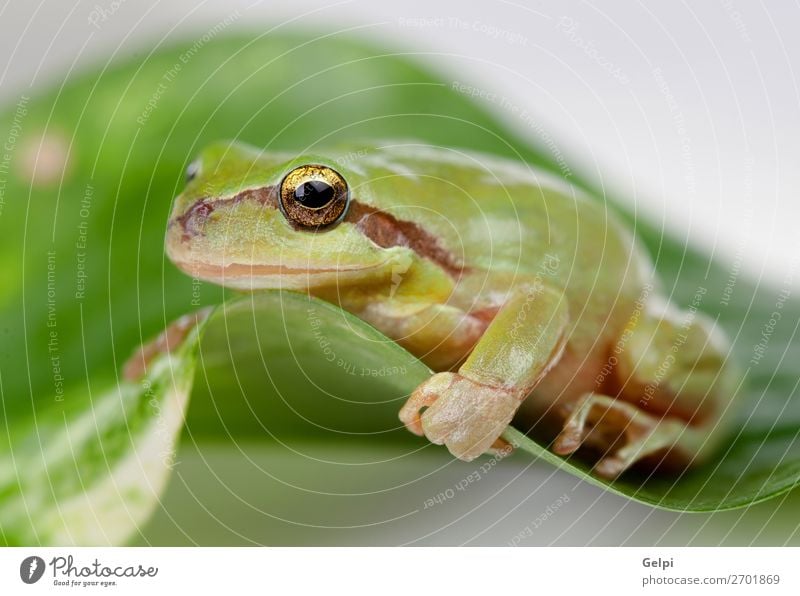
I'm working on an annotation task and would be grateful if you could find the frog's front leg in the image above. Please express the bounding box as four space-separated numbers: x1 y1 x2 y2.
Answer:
399 282 570 461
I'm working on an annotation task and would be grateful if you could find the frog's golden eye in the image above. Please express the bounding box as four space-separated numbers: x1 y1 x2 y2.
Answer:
279 164 349 228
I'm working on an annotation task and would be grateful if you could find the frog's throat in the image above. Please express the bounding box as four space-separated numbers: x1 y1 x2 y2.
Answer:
170 185 465 279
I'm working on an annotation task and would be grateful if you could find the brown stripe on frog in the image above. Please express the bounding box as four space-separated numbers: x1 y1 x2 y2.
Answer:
344 201 465 278
173 185 465 277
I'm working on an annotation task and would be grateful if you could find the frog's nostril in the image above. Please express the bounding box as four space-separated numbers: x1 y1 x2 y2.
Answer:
174 199 214 239
185 160 201 183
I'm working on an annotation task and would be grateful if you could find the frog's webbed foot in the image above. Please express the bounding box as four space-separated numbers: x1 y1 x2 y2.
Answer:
398 281 567 462
399 372 519 461
553 393 685 478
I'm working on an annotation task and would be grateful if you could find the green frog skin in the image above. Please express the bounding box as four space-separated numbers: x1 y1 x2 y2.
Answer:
165 140 739 478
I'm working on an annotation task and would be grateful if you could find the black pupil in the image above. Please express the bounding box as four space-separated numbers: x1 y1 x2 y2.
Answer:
294 179 334 208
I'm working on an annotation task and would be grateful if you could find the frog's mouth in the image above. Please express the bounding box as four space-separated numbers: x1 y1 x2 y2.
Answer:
167 251 395 291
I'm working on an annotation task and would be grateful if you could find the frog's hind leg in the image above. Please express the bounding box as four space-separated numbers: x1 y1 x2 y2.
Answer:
554 298 738 478
553 393 689 478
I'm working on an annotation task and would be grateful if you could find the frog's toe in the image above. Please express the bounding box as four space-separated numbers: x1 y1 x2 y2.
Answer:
399 372 456 436
553 393 684 478
487 437 515 457
414 373 518 461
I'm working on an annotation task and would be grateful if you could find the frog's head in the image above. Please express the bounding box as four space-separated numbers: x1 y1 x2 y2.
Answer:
166 141 428 291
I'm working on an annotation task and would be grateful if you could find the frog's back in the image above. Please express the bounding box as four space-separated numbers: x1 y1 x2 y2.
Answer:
344 143 653 340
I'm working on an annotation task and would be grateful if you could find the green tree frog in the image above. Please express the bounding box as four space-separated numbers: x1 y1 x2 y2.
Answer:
164 140 739 478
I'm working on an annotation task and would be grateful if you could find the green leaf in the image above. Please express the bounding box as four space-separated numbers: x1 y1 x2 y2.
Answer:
1 31 798 545
186 280 800 513
187 292 430 442
0 328 198 545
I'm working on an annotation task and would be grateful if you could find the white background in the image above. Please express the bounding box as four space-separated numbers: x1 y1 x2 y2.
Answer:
1 0 798 546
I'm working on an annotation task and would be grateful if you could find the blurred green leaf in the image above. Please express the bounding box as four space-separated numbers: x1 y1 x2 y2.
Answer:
0 31 798 545
187 282 800 513
0 329 197 545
